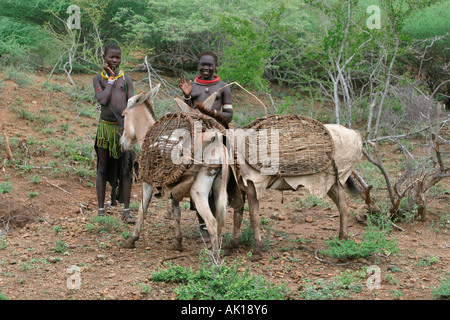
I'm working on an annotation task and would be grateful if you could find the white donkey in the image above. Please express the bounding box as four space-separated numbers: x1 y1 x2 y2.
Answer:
119 85 230 260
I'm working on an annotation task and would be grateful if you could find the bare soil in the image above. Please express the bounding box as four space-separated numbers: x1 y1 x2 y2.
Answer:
0 71 448 301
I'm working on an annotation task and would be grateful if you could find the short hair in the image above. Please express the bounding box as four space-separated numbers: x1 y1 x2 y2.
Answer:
199 50 218 64
103 43 121 56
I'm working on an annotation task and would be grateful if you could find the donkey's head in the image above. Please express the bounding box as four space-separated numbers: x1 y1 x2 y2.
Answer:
121 83 160 150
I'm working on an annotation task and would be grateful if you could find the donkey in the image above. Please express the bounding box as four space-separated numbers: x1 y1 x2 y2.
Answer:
119 84 230 260
175 98 363 261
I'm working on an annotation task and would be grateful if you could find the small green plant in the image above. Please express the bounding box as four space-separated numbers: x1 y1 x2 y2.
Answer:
431 277 450 299
20 263 31 271
182 202 190 210
30 175 41 184
151 251 287 300
0 182 13 194
121 231 131 239
28 191 39 198
0 289 9 300
54 240 68 253
74 167 94 178
388 265 404 273
418 255 440 267
53 225 61 234
299 278 351 300
385 273 399 285
297 195 331 209
337 269 365 289
0 237 8 250
139 283 151 295
86 215 122 233
391 289 403 300
129 201 140 211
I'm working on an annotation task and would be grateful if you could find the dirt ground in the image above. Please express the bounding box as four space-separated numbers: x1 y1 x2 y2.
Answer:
0 71 449 301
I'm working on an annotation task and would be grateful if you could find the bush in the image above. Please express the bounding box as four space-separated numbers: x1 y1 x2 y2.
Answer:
321 224 399 262
151 251 288 300
0 15 58 69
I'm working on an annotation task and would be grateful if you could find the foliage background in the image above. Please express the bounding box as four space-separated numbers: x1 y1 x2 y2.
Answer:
1 0 448 89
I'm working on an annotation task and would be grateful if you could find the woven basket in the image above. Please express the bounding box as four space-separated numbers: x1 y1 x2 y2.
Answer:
242 114 335 176
138 112 226 188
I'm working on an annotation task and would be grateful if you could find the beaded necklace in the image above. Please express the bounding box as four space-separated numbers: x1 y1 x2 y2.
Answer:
195 75 220 93
100 70 124 80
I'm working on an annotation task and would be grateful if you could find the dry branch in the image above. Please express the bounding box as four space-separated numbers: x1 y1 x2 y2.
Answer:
43 177 72 195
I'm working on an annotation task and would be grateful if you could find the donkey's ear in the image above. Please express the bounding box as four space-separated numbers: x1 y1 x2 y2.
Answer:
202 92 217 111
174 98 201 115
146 83 161 102
127 93 146 108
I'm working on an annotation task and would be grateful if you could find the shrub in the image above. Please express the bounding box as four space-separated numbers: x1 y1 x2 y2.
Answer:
321 224 399 262
4 66 33 87
151 251 288 300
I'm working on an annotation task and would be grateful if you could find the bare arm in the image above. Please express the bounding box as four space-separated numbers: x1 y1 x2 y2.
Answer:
93 76 112 105
178 75 193 107
93 64 115 105
218 85 233 123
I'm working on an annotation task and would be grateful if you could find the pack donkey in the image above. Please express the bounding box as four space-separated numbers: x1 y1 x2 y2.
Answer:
175 98 363 261
120 84 231 260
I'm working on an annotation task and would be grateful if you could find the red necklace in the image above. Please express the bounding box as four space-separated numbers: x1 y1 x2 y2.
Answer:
195 75 220 85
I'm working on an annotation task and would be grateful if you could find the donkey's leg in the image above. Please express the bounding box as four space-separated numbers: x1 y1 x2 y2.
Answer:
223 188 245 256
223 206 244 256
190 167 220 260
123 182 153 248
212 171 229 250
245 181 264 262
327 183 349 240
171 199 184 251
